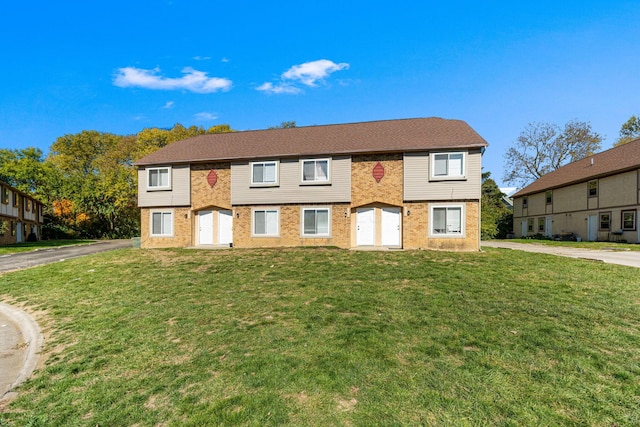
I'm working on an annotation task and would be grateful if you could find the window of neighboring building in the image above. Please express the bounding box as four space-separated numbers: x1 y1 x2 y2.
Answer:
251 161 278 185
253 209 279 236
25 199 31 212
302 208 330 237
431 152 465 180
527 218 534 232
588 180 598 197
150 211 173 236
12 192 18 207
147 167 171 190
10 221 16 236
599 212 611 230
1 187 8 205
522 197 528 208
301 159 330 183
538 218 545 233
430 205 464 236
545 191 553 204
0 220 5 236
622 210 636 231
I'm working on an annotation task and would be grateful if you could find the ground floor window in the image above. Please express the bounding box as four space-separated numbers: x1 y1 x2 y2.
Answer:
527 218 534 232
599 212 611 230
151 211 173 236
302 208 330 236
622 210 636 230
253 209 279 236
431 205 463 236
538 218 545 233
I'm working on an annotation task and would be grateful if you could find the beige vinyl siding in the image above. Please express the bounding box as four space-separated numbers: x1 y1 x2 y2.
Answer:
553 182 587 213
138 165 190 207
599 171 637 208
231 156 351 205
403 150 482 201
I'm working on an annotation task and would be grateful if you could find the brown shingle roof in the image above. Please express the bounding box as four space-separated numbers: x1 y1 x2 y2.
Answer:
512 137 640 197
134 117 488 166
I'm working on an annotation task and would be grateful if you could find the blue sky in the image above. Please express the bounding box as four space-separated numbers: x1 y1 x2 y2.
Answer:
1 1 639 187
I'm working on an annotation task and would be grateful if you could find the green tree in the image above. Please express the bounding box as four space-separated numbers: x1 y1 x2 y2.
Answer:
481 172 512 240
269 121 296 129
614 115 640 146
504 120 602 187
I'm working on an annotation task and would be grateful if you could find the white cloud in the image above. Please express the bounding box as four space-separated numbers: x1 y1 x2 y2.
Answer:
257 59 349 95
282 59 349 86
256 82 302 95
194 112 218 121
113 67 232 93
193 56 211 61
162 101 175 109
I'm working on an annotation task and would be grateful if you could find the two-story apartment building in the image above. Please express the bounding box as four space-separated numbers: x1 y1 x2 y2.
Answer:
135 118 488 251
512 138 640 243
0 181 43 245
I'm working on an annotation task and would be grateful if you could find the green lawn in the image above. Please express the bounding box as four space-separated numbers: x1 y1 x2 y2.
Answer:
1 247 639 426
0 239 95 255
496 238 640 251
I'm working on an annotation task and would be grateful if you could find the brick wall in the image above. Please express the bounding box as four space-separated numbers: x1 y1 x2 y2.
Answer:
351 154 403 207
191 163 232 211
140 207 192 248
233 204 351 248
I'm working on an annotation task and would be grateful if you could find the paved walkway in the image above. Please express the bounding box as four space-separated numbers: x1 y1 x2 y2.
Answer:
482 241 640 268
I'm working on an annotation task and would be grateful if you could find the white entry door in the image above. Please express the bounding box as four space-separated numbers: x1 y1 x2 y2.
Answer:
521 220 527 237
381 207 401 246
16 222 23 243
198 210 214 245
218 210 233 245
545 217 553 238
587 214 598 241
356 208 375 246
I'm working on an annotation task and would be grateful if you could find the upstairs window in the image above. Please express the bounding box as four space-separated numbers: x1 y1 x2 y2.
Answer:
431 152 465 179
545 191 553 205
588 180 598 197
522 197 528 208
251 161 278 185
147 167 171 190
12 192 18 207
301 159 330 183
1 187 8 205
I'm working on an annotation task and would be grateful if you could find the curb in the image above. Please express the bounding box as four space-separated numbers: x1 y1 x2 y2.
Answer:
0 302 43 400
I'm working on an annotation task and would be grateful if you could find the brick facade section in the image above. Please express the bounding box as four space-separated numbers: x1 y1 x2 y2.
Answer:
351 154 403 208
140 207 192 248
233 204 351 248
191 163 232 211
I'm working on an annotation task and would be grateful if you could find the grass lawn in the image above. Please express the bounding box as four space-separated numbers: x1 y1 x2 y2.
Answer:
0 239 95 255
496 238 640 251
1 247 639 426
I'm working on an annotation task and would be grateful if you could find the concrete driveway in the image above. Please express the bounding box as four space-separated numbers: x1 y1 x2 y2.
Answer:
0 240 133 273
482 240 640 268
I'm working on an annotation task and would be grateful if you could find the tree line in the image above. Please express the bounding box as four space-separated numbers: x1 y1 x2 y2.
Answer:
0 124 234 239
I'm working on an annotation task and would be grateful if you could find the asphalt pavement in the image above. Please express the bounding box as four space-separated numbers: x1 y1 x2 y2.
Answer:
0 239 133 273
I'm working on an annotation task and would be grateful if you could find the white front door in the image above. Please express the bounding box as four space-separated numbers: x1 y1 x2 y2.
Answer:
521 220 527 237
198 210 214 245
16 222 23 243
381 207 401 246
218 210 233 245
587 214 598 241
356 208 375 246
545 217 553 238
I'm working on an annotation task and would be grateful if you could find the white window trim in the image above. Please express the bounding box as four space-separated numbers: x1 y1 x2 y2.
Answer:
149 210 174 237
301 207 331 237
147 167 172 191
250 161 279 187
429 152 466 181
429 204 465 238
300 158 331 185
252 208 280 237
